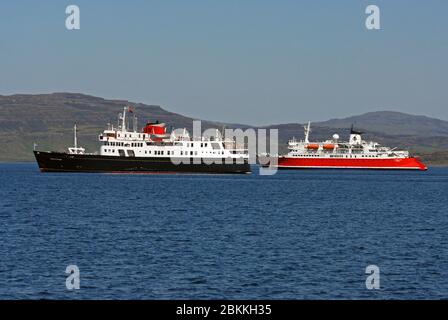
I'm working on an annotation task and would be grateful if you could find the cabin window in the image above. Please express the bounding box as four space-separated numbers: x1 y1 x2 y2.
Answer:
127 150 135 157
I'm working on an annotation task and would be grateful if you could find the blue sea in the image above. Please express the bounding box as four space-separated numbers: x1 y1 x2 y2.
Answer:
0 163 447 299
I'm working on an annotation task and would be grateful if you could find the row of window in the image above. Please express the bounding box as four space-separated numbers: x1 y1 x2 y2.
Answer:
104 148 225 156
291 154 384 158
105 142 144 147
329 154 381 158
105 141 220 149
120 133 148 139
293 154 319 157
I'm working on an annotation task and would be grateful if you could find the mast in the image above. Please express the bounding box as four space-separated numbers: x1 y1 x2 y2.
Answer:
74 124 78 149
121 106 127 132
304 121 311 143
68 123 85 154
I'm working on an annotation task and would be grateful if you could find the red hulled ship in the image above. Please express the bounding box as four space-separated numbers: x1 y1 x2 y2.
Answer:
274 122 427 170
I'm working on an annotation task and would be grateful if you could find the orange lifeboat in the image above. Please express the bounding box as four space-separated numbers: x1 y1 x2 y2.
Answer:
323 144 336 150
306 144 319 150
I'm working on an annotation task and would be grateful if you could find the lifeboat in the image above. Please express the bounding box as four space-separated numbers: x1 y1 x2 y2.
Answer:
306 144 319 150
323 144 336 150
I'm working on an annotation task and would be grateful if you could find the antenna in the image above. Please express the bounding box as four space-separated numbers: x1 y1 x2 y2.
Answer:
74 124 78 149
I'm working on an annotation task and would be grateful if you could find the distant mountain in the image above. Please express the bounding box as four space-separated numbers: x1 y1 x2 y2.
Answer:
0 93 239 161
258 111 448 155
0 93 447 164
316 111 448 137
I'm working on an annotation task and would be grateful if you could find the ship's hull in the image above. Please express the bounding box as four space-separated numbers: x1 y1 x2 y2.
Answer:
274 156 427 170
34 151 251 174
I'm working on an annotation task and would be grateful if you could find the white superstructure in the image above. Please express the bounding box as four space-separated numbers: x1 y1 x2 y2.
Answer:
286 121 410 159
97 107 249 160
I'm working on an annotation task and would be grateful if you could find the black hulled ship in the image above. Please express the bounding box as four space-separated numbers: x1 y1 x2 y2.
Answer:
34 107 251 174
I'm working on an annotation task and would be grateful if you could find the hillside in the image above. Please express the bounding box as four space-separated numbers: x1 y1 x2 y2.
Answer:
0 93 447 165
317 111 448 137
0 93 236 161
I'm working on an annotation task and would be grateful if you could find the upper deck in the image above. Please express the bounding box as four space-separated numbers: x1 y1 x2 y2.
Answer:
286 122 410 159
96 107 249 159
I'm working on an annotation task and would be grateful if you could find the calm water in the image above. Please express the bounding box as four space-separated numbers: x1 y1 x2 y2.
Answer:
0 163 447 299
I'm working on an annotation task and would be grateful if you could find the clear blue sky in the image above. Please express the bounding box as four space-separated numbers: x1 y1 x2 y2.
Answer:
0 0 447 125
